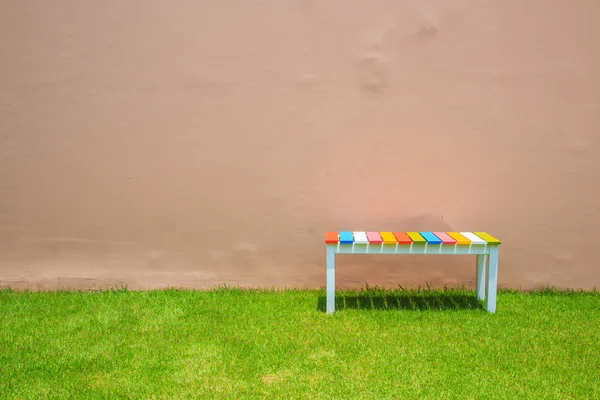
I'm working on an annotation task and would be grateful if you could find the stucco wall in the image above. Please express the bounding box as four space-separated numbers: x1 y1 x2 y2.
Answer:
1 0 599 290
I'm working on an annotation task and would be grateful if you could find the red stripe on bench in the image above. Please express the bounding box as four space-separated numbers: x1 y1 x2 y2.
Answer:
325 232 339 244
392 232 412 244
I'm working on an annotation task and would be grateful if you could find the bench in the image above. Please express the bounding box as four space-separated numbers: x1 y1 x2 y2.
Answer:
324 231 501 313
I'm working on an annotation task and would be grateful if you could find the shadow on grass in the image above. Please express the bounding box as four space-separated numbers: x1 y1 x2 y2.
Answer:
317 291 484 312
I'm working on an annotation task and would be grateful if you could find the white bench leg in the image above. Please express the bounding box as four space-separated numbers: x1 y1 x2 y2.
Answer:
485 246 499 313
326 245 336 314
476 255 486 301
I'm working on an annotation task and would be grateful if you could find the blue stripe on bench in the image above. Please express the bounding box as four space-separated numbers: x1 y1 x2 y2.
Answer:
419 232 442 244
339 231 354 244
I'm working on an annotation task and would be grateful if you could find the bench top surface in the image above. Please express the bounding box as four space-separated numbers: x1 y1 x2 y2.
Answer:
325 231 501 245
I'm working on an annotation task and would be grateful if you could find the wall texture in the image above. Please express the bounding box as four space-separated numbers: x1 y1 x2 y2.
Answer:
1 0 599 290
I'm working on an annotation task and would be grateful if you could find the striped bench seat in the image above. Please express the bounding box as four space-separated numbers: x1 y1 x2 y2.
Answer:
324 231 501 314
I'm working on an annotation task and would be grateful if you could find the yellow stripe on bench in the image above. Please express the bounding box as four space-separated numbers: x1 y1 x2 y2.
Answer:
406 232 426 243
379 232 397 244
473 232 501 245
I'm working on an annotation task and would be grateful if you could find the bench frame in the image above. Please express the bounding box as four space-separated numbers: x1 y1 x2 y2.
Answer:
326 241 500 313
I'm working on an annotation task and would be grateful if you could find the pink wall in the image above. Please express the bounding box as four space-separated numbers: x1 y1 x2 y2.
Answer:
1 0 599 290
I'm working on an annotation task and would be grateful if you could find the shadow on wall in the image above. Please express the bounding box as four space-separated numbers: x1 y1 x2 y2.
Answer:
317 292 483 312
324 213 457 234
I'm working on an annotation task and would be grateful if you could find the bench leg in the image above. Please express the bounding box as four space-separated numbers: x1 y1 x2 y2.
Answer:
485 246 499 313
476 255 486 301
326 245 335 314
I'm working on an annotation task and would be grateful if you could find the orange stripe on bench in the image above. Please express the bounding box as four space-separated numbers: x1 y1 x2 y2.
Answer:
325 231 339 244
392 232 412 244
366 232 383 244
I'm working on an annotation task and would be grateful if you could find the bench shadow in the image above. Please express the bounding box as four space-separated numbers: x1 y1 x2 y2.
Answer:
317 292 483 312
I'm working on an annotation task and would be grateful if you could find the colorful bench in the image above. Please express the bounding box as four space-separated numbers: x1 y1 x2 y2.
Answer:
324 231 501 313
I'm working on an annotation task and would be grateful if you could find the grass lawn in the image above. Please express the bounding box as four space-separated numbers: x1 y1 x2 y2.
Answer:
1 287 599 399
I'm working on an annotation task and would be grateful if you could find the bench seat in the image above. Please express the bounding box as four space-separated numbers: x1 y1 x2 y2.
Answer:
325 231 501 246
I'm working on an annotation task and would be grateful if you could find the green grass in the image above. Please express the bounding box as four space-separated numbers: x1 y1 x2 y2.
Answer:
1 287 599 399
